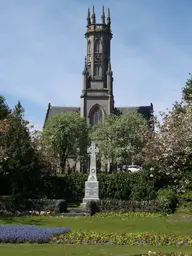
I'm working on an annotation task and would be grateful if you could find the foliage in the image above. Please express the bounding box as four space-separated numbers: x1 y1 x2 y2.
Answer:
41 173 87 202
41 112 89 173
182 73 192 104
90 112 148 168
1 102 43 197
99 171 158 201
142 103 192 192
157 189 178 214
179 190 192 205
53 200 67 214
86 200 100 216
112 107 122 116
177 190 192 214
0 101 43 197
141 74 192 190
0 95 10 120
0 224 71 243
51 231 192 246
41 172 158 202
0 172 160 203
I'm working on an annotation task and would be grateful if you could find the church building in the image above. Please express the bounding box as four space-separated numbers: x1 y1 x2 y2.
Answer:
44 6 153 129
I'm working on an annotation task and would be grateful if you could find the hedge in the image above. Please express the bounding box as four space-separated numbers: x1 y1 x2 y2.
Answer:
85 199 160 215
0 172 166 203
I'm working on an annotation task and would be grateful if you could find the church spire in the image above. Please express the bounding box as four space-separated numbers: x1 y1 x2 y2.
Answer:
91 5 96 24
101 6 105 24
107 8 111 26
87 8 91 26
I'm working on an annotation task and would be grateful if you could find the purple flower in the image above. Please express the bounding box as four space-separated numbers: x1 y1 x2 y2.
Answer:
0 225 71 243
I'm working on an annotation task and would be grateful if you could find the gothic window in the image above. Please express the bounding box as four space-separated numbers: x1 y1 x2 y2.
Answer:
94 39 100 52
94 65 99 76
89 105 103 127
94 64 102 76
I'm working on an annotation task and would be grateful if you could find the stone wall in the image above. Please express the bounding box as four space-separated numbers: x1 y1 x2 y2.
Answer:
0 197 67 215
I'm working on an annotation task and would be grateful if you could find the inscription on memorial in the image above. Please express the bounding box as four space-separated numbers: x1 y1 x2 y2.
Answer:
85 182 98 198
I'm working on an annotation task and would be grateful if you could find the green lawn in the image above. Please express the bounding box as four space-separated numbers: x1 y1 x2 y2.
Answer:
0 214 192 256
0 214 192 235
0 245 192 256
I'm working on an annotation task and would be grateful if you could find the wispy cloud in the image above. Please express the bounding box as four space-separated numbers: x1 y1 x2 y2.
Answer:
1 0 192 129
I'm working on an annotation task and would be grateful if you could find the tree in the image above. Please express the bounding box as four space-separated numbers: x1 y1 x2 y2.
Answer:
41 112 89 173
0 116 11 173
0 95 10 120
0 101 42 197
91 111 148 170
142 103 192 191
182 73 192 104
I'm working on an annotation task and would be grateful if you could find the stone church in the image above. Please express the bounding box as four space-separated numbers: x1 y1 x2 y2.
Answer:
44 6 153 128
44 7 153 171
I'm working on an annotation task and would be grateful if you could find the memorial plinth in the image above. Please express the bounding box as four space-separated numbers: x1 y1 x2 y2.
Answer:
82 142 99 205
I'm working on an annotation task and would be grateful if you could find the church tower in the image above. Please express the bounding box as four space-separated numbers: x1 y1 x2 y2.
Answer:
80 6 114 126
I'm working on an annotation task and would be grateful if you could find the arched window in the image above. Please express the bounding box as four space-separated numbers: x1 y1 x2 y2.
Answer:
94 39 100 52
94 64 102 76
89 105 103 127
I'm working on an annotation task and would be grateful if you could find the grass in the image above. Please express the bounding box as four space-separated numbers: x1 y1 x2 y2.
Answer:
0 214 192 235
0 244 192 256
0 214 192 255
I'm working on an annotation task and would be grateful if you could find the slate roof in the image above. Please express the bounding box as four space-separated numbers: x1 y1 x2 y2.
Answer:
117 104 153 120
44 103 153 128
44 105 79 127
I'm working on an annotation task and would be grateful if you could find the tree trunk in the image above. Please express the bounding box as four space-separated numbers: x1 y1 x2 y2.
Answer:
60 156 67 174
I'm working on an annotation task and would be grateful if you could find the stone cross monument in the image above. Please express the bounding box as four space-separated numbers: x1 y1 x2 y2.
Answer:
82 142 100 205
87 142 99 181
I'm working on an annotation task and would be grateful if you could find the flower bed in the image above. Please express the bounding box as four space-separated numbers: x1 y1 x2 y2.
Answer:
51 232 192 246
144 251 192 256
94 212 163 218
0 210 52 217
0 224 71 243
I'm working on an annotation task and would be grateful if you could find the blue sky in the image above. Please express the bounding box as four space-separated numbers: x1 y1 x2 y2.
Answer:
1 0 192 130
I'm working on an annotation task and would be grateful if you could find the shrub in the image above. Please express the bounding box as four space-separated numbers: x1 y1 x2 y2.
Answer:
157 188 178 214
54 200 67 214
177 190 192 214
179 190 192 205
0 172 164 203
86 200 100 216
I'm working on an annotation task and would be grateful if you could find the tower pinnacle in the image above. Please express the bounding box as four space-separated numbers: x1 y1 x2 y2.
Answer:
107 57 112 74
82 56 87 74
101 6 105 24
91 6 96 24
107 8 111 26
87 8 91 26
